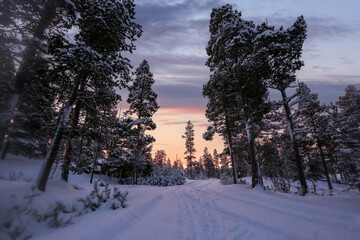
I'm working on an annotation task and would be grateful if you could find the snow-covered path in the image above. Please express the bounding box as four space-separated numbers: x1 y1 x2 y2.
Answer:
33 178 360 240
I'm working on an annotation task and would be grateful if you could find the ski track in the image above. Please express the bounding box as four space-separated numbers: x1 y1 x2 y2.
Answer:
120 179 359 240
30 179 360 240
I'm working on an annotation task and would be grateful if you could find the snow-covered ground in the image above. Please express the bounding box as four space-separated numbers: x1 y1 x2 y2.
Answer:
1 155 359 240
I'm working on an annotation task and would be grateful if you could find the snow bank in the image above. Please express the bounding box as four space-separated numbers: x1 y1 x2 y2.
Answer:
1 155 359 240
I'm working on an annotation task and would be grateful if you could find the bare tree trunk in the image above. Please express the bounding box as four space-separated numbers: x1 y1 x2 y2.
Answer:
36 78 80 192
280 89 308 195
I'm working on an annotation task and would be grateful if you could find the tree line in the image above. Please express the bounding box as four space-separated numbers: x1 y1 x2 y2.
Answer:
201 4 360 194
0 0 179 191
1 2 358 194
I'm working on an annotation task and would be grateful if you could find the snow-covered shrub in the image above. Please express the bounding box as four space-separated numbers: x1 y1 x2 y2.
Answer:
141 166 186 186
1 182 129 239
220 168 234 185
78 181 128 211
270 176 291 193
108 187 128 209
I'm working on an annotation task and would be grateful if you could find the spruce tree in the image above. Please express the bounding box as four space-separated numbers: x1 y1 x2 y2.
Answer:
203 147 215 178
182 121 196 179
125 59 159 183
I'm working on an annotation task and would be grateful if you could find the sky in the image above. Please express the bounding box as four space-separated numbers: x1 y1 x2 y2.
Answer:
123 0 360 163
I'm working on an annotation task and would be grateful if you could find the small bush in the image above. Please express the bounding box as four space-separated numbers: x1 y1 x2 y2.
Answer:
140 166 186 186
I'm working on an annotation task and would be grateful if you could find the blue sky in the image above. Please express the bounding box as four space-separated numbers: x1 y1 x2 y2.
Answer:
124 0 360 160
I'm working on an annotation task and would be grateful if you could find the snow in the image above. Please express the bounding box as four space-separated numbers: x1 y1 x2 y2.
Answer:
1 155 360 240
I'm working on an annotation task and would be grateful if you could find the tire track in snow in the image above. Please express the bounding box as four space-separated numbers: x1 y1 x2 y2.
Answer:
175 179 252 240
192 179 252 240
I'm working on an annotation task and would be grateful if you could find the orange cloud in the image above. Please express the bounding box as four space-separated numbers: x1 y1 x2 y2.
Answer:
156 107 205 116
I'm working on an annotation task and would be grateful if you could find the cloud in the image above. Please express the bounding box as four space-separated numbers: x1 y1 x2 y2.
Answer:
311 66 333 72
157 108 205 116
340 57 356 65
154 84 207 109
288 81 360 103
248 12 359 45
195 122 211 128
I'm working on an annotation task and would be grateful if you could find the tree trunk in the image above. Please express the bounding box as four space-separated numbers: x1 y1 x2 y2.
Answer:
245 118 264 188
0 2 57 142
224 113 238 184
280 89 308 195
0 141 10 159
90 141 101 184
61 140 72 182
239 92 263 189
61 79 86 181
317 141 333 190
36 78 81 192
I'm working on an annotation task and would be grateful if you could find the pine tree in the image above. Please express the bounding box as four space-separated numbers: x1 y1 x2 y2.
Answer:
36 0 142 192
295 83 333 190
182 121 196 179
125 59 158 183
205 4 277 188
203 147 215 178
0 0 74 149
153 150 167 167
266 16 308 195
335 86 360 189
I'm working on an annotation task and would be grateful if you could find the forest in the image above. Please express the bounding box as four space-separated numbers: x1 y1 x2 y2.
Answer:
1 0 359 194
1 1 360 239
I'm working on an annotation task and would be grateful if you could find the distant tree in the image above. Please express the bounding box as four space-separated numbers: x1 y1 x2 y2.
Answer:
203 147 216 178
153 150 167 167
182 121 196 179
166 158 172 168
173 155 184 170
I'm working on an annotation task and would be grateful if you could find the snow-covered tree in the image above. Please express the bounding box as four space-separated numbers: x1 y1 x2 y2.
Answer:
182 121 196 179
0 0 74 150
36 0 142 192
266 16 308 195
203 74 240 184
334 86 360 189
206 4 279 188
203 147 216 178
125 60 159 183
295 83 333 190
153 150 167 167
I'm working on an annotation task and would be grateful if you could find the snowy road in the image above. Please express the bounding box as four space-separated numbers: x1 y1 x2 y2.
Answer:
33 178 360 240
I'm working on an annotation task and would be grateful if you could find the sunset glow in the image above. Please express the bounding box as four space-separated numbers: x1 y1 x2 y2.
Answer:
151 107 223 164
